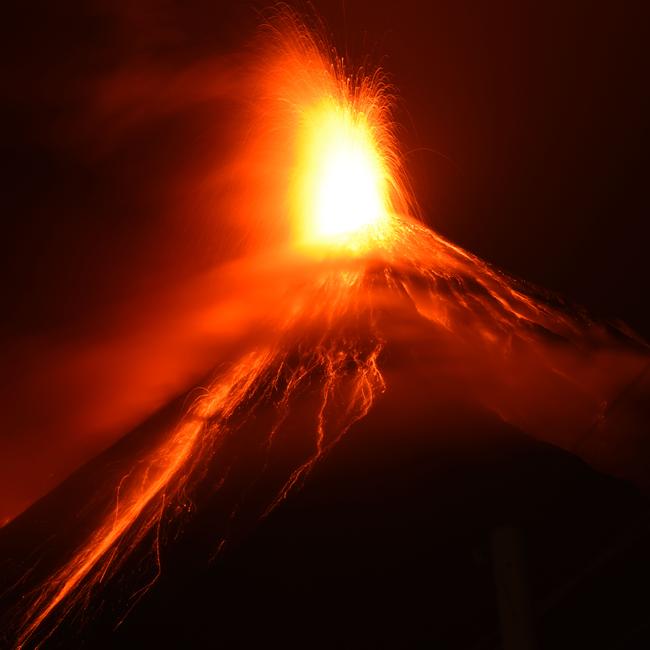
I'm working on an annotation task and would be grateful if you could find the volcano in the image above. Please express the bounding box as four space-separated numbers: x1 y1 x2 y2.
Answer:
2 8 650 650
2 221 650 648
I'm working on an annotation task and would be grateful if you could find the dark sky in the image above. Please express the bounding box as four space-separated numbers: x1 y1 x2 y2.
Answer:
1 0 649 518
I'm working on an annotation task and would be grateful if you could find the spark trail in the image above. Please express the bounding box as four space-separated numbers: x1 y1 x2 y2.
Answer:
9 9 649 648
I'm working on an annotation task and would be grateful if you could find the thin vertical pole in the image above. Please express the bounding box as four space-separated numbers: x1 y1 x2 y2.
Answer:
490 525 537 650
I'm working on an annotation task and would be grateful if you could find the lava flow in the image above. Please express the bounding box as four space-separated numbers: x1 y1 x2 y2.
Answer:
6 9 649 649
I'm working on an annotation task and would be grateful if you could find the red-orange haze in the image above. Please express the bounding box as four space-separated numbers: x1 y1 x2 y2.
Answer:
4 9 649 649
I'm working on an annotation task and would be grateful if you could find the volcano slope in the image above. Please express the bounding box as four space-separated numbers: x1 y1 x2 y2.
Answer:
1 221 650 649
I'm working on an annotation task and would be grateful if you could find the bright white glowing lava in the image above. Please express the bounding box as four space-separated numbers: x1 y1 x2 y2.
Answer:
314 124 384 237
293 101 390 249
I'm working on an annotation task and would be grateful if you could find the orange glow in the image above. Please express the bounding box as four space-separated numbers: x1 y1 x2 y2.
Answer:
292 100 391 250
241 8 411 255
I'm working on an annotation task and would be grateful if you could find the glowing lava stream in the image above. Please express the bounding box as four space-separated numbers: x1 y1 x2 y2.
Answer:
12 10 649 649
